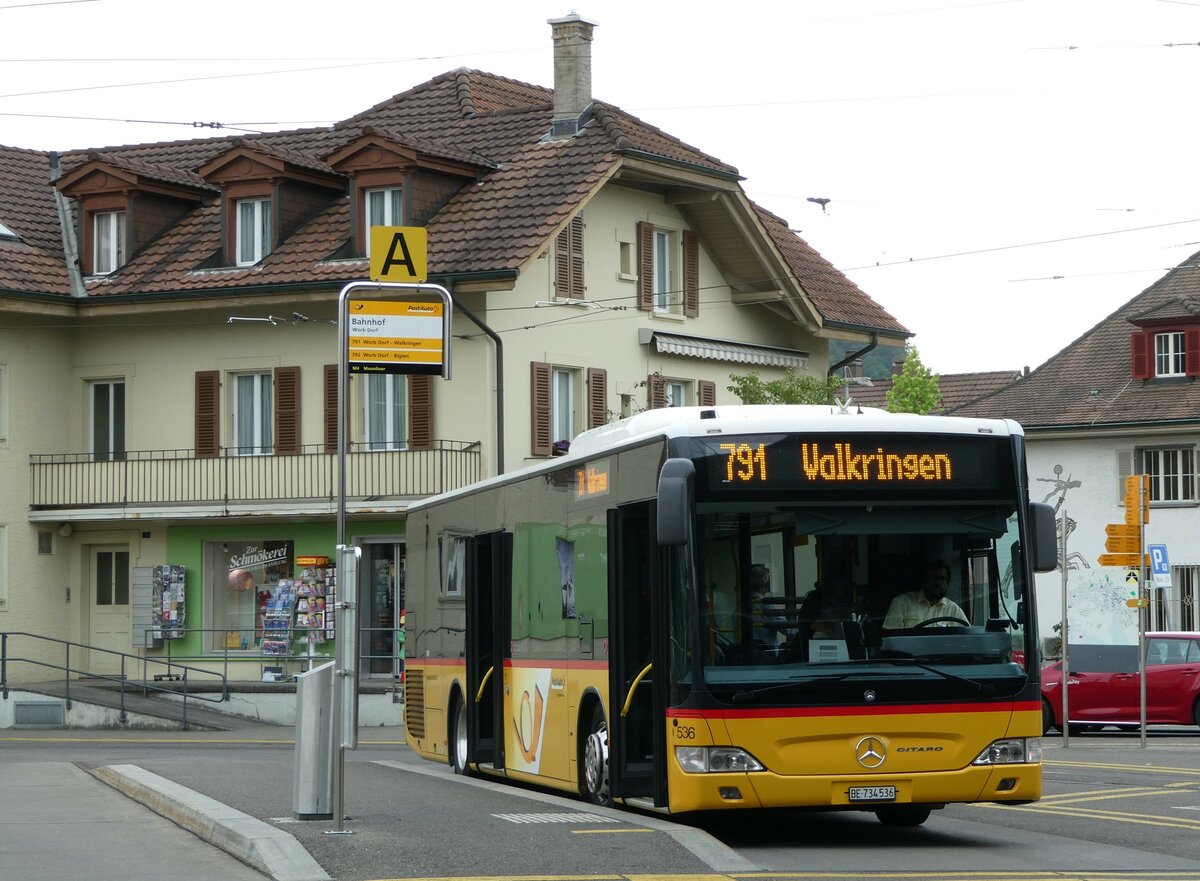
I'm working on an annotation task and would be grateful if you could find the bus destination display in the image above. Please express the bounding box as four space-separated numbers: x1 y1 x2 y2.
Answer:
697 433 1010 496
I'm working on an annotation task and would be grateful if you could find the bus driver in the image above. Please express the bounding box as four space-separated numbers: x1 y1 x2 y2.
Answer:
882 560 966 629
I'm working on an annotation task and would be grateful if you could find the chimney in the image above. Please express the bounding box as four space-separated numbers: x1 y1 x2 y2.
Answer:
891 358 906 377
548 12 598 138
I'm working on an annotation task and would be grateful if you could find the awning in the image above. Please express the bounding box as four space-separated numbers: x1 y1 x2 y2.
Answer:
639 329 809 370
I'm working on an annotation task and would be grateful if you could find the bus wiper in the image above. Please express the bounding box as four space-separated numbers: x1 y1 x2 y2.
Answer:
875 657 996 696
730 671 905 704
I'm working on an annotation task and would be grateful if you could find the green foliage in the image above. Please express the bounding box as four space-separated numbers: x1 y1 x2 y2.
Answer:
727 370 843 405
885 346 942 414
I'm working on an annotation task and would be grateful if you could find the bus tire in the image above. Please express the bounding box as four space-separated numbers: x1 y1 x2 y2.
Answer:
581 703 611 806
450 693 470 775
1042 699 1057 734
875 805 932 826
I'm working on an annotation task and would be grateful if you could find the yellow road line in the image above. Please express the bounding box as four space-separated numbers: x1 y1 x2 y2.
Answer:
1048 759 1200 776
571 828 656 835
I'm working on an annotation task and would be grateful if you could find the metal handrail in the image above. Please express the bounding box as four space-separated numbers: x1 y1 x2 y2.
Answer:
1 630 227 731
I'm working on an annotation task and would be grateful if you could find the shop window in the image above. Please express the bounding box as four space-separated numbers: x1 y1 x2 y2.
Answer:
207 539 294 652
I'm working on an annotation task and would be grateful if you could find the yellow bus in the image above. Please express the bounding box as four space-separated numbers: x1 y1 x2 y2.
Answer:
403 405 1058 825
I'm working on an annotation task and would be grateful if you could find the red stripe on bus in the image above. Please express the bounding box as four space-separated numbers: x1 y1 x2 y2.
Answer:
668 701 1041 719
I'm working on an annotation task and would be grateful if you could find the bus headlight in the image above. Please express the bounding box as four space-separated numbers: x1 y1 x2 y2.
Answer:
973 737 1042 765
675 746 764 773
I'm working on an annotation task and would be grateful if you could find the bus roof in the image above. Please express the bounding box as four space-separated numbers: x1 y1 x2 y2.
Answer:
407 405 1024 513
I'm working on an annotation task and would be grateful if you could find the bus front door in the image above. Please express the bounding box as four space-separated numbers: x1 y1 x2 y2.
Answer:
608 503 667 806
465 531 511 772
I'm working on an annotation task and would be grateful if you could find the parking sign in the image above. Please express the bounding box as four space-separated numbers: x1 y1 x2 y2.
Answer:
1148 544 1172 589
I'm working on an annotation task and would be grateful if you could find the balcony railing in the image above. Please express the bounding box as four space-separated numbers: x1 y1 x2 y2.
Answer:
30 441 481 511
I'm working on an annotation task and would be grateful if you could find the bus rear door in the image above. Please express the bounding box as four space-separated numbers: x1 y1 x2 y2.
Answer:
465 530 511 772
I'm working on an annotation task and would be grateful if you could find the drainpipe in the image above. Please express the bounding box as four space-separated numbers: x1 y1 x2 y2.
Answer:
452 298 505 475
827 331 879 378
48 151 87 298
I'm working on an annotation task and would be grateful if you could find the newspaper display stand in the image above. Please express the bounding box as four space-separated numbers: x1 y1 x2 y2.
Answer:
152 564 186 639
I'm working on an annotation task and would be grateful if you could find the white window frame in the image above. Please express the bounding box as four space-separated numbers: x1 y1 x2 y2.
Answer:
552 367 576 443
365 187 403 258
0 525 7 610
93 210 125 275
652 228 675 313
666 380 687 408
235 198 271 266
1143 446 1196 503
362 373 408 451
88 379 125 462
1155 332 1186 377
231 372 273 456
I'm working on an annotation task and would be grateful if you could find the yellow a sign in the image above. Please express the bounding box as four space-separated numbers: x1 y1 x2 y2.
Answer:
369 226 427 282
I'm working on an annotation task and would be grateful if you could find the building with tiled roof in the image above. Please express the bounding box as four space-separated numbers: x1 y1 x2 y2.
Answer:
952 250 1200 652
847 368 1025 413
0 15 907 687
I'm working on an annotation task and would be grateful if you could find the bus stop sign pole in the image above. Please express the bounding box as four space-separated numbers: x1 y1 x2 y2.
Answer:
327 280 454 835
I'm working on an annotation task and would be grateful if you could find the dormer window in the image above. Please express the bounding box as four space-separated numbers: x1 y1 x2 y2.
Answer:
1156 332 1186 377
1132 327 1200 379
365 187 403 258
93 210 126 275
235 198 271 266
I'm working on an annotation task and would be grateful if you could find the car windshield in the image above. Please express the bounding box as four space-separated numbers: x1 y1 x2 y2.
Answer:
687 503 1033 706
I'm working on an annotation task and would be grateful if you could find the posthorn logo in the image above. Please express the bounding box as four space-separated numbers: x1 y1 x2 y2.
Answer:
855 736 886 768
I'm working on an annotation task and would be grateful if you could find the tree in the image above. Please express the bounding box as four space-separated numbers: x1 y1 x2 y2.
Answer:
885 346 942 414
727 370 843 405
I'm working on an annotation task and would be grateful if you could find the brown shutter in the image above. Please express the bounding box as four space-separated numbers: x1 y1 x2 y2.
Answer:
647 373 667 410
531 361 552 456
1187 329 1200 377
698 379 716 406
636 221 654 311
683 229 699 317
1131 331 1152 379
555 214 585 299
195 370 220 458
274 366 300 455
586 367 607 429
409 374 433 450
323 364 339 453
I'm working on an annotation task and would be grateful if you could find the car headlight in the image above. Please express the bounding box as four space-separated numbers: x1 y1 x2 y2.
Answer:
675 746 764 773
973 737 1041 765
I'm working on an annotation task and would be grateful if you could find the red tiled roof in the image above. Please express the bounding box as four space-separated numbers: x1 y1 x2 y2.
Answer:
1 67 905 338
0 146 71 295
951 250 1200 428
851 370 1024 413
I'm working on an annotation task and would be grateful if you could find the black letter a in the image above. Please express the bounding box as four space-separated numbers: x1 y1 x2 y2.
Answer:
381 233 416 277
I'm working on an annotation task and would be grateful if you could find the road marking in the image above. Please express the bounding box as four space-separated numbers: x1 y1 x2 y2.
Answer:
1048 759 1200 776
572 828 656 834
493 812 621 824
361 873 1200 881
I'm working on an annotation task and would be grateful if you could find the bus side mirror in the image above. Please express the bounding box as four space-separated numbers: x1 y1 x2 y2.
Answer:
1029 501 1058 573
657 458 694 547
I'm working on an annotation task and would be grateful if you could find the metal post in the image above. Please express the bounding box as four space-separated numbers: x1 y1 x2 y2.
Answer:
1139 479 1148 748
1060 510 1070 748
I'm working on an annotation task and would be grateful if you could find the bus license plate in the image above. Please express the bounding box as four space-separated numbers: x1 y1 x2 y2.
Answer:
849 786 896 802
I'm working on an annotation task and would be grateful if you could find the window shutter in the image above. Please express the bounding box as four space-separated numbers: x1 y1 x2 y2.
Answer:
647 373 667 410
409 374 433 451
1187 329 1200 377
682 229 699 317
698 379 716 406
531 361 552 456
1117 449 1134 505
324 364 339 453
555 215 585 299
636 221 654 311
586 367 607 429
1131 331 1152 379
274 366 300 456
195 370 220 458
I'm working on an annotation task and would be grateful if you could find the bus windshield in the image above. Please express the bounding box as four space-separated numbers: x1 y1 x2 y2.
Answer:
684 432 1034 707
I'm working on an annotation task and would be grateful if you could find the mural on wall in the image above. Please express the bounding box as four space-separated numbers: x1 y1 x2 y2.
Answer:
1038 464 1090 572
1038 463 1137 647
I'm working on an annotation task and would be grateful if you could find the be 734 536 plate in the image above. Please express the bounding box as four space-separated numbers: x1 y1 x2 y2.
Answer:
848 785 896 802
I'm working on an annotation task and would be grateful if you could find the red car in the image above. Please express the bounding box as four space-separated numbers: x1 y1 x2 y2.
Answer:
1041 632 1200 733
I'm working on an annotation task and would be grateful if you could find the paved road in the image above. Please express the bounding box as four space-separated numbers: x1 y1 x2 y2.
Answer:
7 722 1200 881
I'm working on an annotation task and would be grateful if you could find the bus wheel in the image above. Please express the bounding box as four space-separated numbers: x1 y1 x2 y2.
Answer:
1042 699 1057 734
875 805 932 827
581 704 611 806
450 696 470 775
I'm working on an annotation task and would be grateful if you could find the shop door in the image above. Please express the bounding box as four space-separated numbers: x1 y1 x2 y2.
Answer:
465 531 511 772
608 503 667 805
359 541 404 680
88 546 131 676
